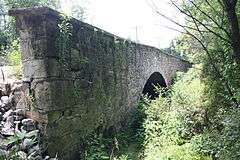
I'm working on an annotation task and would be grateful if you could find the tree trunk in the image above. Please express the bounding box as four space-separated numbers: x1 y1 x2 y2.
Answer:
222 0 240 64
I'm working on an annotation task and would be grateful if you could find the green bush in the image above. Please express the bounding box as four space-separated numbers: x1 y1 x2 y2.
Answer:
138 64 240 160
141 66 211 160
81 126 142 160
5 40 22 78
6 40 21 66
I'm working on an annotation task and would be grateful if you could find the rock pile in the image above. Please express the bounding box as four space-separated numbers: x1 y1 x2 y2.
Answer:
0 82 56 160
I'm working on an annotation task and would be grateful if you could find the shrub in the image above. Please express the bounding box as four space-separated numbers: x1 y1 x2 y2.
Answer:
6 40 21 66
6 39 22 78
141 66 211 160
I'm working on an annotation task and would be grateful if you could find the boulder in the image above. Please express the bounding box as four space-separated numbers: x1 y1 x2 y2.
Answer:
16 151 28 160
22 118 36 131
21 138 35 150
3 109 14 120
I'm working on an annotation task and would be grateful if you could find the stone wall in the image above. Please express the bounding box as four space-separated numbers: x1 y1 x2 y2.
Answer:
9 7 191 159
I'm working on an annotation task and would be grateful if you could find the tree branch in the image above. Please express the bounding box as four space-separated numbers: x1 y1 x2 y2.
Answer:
148 0 239 106
188 0 231 38
170 0 231 44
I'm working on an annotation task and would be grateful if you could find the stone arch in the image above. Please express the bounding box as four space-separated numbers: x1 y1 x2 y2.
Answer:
142 72 167 99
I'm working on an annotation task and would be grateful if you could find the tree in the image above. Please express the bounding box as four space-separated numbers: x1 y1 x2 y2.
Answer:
146 0 240 159
71 4 86 21
3 0 60 9
149 0 240 106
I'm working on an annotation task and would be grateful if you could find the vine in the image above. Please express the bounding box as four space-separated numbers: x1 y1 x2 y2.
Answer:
55 13 73 71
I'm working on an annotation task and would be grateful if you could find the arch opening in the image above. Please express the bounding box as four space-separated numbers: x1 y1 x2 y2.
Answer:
142 72 167 99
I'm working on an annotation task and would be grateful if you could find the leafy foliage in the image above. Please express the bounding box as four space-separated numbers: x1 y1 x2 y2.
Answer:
138 63 240 160
2 39 22 77
0 130 38 160
139 68 211 160
81 113 144 160
6 39 21 66
3 0 59 9
161 1 240 158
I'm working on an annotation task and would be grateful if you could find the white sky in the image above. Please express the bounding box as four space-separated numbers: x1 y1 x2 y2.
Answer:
60 0 184 48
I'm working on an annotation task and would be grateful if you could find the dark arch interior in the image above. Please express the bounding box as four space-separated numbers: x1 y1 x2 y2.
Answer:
142 72 167 99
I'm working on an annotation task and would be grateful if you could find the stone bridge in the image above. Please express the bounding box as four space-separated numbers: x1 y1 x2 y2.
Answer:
9 7 190 159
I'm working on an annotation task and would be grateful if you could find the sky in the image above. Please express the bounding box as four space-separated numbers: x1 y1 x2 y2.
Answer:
60 0 184 49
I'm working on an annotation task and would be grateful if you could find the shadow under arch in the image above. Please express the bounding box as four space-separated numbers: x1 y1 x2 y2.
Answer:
142 72 167 99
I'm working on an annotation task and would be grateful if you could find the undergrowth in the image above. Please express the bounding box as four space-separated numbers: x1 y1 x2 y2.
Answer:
82 65 240 160
81 106 145 160
5 39 22 78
